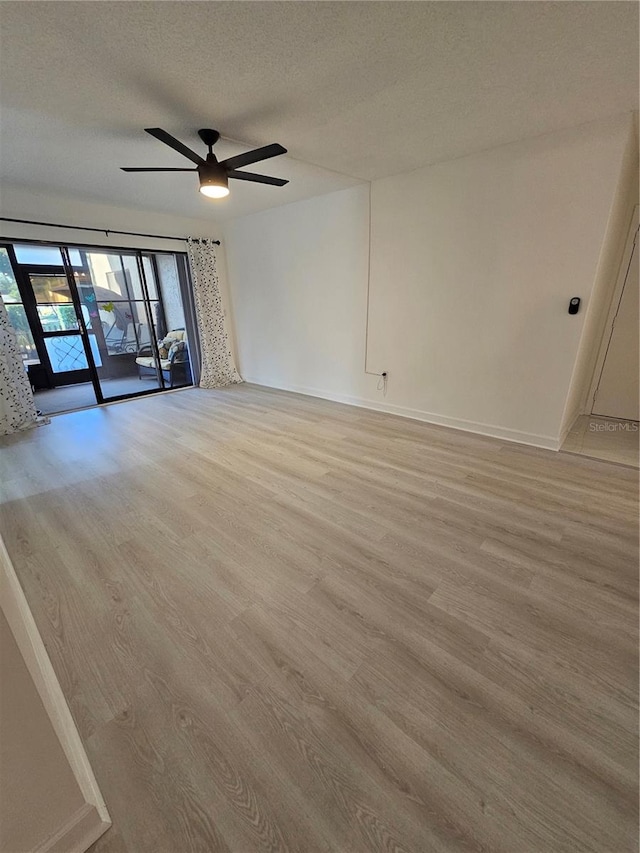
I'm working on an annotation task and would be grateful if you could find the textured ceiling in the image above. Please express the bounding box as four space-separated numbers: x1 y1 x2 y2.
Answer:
0 1 637 222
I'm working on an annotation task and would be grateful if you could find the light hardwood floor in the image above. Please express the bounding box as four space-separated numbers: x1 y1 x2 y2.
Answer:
1 385 637 853
562 414 639 468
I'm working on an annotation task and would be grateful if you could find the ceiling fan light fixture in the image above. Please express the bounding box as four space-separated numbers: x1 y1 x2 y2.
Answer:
199 183 230 199
198 163 229 199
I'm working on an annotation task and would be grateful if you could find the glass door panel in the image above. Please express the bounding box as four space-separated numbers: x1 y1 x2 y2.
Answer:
74 249 163 400
44 335 89 373
36 304 79 331
153 253 194 387
27 271 93 388
40 332 102 373
30 274 74 304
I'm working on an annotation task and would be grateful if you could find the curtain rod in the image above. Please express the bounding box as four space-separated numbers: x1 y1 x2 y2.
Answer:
0 217 220 245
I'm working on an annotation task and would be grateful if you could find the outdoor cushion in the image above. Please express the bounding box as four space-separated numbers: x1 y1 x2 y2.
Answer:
135 356 172 371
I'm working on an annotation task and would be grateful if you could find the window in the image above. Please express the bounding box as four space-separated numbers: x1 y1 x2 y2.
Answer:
12 244 82 267
0 247 39 363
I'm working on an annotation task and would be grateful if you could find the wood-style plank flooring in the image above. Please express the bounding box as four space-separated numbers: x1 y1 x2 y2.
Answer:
562 414 639 468
1 385 637 853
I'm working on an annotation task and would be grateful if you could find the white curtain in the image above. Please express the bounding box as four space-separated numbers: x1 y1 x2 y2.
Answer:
186 238 242 389
0 297 39 435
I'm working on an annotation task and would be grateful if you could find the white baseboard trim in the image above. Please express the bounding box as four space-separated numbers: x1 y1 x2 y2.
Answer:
558 407 582 447
242 377 561 451
0 536 112 834
35 804 110 853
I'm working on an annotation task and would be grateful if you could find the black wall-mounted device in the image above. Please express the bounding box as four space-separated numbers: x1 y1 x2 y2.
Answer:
568 297 581 315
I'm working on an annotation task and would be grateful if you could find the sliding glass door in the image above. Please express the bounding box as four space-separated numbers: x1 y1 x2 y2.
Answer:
71 248 163 401
1 239 194 415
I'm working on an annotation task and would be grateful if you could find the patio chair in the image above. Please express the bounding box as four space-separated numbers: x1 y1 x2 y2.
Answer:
135 329 192 388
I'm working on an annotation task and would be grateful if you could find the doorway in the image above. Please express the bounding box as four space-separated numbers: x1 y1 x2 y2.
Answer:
24 265 95 389
562 206 639 468
0 240 195 415
590 213 639 422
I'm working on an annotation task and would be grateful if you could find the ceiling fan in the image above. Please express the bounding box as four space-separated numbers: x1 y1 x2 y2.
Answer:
121 128 288 199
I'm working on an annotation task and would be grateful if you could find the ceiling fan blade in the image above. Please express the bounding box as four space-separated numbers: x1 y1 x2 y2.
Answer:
121 167 197 172
221 143 287 172
227 170 288 187
144 128 205 165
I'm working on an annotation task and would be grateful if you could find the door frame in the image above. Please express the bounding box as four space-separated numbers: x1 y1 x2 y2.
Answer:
587 204 639 417
18 260 100 391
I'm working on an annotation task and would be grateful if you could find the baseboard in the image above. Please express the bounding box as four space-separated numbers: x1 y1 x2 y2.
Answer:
558 407 582 447
0 537 111 830
34 804 110 853
242 376 561 451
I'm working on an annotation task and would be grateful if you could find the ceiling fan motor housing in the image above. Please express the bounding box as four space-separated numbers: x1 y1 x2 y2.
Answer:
198 159 229 194
199 132 227 192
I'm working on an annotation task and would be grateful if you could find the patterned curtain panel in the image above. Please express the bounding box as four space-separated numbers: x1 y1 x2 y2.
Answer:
0 297 39 435
186 238 242 389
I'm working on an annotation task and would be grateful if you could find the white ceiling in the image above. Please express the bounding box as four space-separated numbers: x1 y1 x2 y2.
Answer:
0 1 637 222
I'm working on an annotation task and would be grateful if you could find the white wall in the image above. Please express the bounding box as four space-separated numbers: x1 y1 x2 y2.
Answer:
0 184 220 252
224 114 635 448
224 185 370 400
